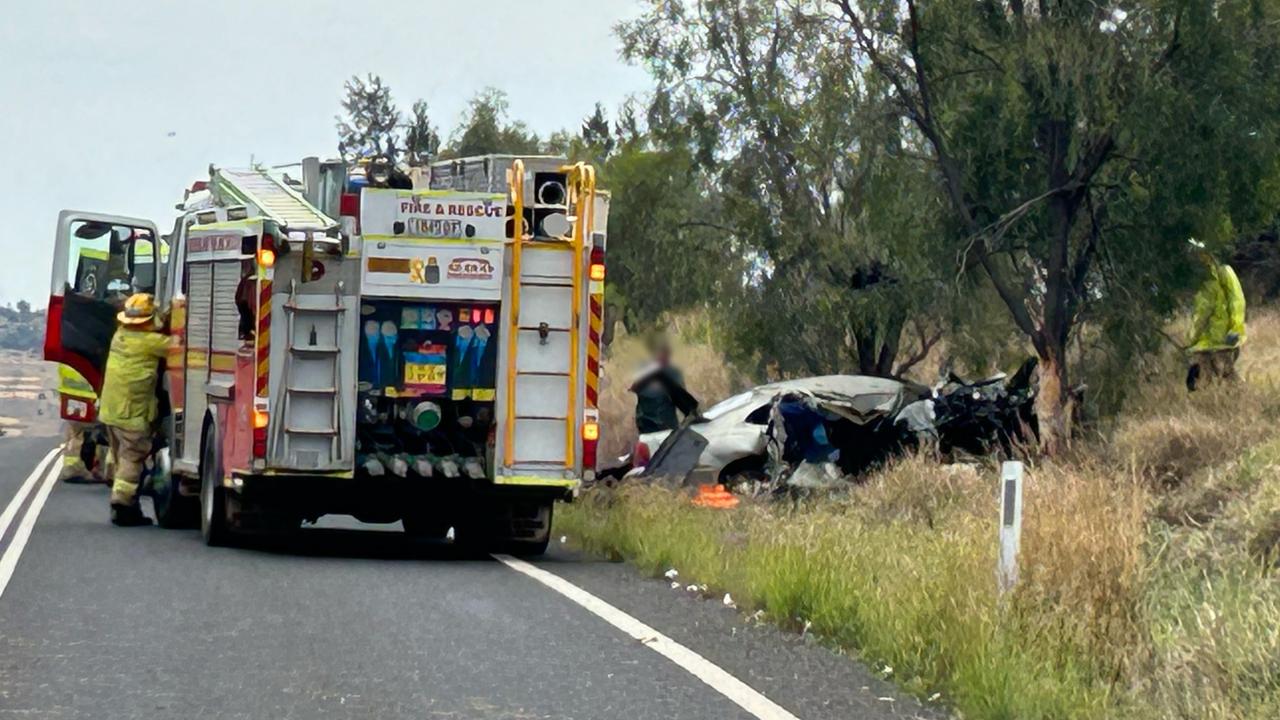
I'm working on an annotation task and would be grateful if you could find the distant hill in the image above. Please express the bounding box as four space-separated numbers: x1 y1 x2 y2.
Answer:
0 302 45 354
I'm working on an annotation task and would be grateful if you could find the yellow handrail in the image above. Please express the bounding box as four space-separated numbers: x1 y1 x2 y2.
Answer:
503 159 526 468
561 162 596 469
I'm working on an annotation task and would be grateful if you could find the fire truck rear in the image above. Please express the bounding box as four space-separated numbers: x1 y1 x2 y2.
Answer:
45 155 607 555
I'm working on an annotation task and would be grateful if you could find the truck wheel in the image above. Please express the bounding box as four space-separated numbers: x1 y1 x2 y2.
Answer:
503 535 551 557
500 502 554 557
199 424 232 546
153 447 198 529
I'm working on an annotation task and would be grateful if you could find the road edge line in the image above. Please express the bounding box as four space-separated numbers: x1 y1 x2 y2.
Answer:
494 554 801 720
0 455 63 599
0 447 61 544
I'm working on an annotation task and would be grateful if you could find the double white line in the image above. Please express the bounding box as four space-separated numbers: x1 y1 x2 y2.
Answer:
0 447 62 599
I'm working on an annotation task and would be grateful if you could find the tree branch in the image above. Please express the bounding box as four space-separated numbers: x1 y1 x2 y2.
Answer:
836 0 1039 341
893 318 943 376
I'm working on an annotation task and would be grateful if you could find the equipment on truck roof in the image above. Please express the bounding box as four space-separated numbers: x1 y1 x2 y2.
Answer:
43 154 610 555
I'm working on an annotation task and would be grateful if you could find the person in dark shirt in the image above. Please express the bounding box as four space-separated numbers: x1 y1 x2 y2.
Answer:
630 336 695 434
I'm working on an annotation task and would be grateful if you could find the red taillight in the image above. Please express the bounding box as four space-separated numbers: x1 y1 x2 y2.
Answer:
253 409 268 458
589 245 606 283
633 440 651 468
582 421 600 470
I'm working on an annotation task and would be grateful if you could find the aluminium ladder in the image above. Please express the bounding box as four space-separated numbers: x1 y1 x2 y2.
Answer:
273 279 348 470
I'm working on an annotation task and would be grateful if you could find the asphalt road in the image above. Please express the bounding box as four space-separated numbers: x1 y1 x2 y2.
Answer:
0 434 943 720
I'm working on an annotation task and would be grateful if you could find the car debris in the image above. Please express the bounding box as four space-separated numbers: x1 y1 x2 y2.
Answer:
615 361 1039 497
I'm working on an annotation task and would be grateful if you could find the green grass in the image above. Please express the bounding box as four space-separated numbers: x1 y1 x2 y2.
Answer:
559 473 1118 719
564 311 1280 719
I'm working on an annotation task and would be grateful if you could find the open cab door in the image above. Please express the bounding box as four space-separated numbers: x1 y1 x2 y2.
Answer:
45 211 164 407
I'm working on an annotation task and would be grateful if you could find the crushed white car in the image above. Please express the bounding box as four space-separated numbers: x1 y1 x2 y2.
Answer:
635 375 925 486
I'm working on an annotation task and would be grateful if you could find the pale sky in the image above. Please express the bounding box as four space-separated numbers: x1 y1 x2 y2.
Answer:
0 0 650 306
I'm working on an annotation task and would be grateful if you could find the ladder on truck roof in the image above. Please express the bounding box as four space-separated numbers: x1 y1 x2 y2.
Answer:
503 160 596 472
213 168 335 230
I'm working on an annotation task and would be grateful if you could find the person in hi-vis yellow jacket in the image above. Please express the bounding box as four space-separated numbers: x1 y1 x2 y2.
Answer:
56 365 103 483
1186 239 1246 391
99 293 171 527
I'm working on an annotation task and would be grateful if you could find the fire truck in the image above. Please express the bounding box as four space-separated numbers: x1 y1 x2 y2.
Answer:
45 155 608 554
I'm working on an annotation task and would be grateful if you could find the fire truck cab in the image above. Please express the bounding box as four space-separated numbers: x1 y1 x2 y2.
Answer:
45 155 607 555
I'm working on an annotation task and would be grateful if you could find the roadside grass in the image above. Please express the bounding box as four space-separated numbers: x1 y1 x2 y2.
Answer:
562 309 1280 719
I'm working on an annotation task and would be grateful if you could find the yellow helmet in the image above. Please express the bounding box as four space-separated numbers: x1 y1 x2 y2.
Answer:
117 293 156 325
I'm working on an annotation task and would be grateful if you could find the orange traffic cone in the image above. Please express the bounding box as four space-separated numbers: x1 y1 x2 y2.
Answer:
692 483 739 509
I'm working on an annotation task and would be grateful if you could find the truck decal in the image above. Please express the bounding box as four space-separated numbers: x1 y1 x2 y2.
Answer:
256 278 271 398
361 189 507 240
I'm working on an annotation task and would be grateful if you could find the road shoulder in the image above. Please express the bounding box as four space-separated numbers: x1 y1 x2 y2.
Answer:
534 546 948 720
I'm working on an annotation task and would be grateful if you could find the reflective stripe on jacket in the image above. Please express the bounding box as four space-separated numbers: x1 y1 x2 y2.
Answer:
98 328 170 432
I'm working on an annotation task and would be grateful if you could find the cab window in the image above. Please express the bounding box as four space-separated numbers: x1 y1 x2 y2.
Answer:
66 221 158 302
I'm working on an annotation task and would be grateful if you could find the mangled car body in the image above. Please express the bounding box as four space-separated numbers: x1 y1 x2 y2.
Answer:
631 361 1040 489
637 375 926 485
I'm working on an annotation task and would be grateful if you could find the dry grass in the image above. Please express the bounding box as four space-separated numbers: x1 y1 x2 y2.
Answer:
561 308 1280 719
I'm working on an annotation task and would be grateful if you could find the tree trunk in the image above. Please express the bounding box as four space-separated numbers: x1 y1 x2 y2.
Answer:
1034 340 1071 455
852 316 904 377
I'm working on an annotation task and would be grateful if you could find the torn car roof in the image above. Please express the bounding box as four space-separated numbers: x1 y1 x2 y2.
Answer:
756 375 919 424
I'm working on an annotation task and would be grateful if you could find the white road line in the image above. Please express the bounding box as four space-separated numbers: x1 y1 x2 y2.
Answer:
494 554 801 720
0 455 62 599
0 447 60 543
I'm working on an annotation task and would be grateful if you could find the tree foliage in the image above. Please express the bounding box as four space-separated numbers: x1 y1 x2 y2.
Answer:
831 0 1280 449
327 0 1280 453
558 104 744 340
618 0 955 377
336 74 402 162
443 88 543 158
403 99 441 165
0 301 45 352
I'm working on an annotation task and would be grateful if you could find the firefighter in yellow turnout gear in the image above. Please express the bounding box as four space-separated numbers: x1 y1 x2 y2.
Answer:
1186 240 1247 391
99 293 170 527
57 366 103 483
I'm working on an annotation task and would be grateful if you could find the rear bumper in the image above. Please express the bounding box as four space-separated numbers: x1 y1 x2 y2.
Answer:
226 471 576 515
494 475 581 491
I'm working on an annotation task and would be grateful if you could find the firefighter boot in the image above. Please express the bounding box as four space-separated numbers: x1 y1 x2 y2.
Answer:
110 503 153 527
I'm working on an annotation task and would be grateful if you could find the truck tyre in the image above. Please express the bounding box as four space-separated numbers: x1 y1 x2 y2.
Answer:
199 423 232 546
153 447 198 529
501 502 553 557
503 534 551 557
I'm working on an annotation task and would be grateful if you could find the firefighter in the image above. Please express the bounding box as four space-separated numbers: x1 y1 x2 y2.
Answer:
99 293 170 527
58 421 96 483
1186 239 1246 391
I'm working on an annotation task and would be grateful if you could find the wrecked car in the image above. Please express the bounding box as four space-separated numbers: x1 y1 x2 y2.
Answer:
628 360 1040 491
636 375 927 486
